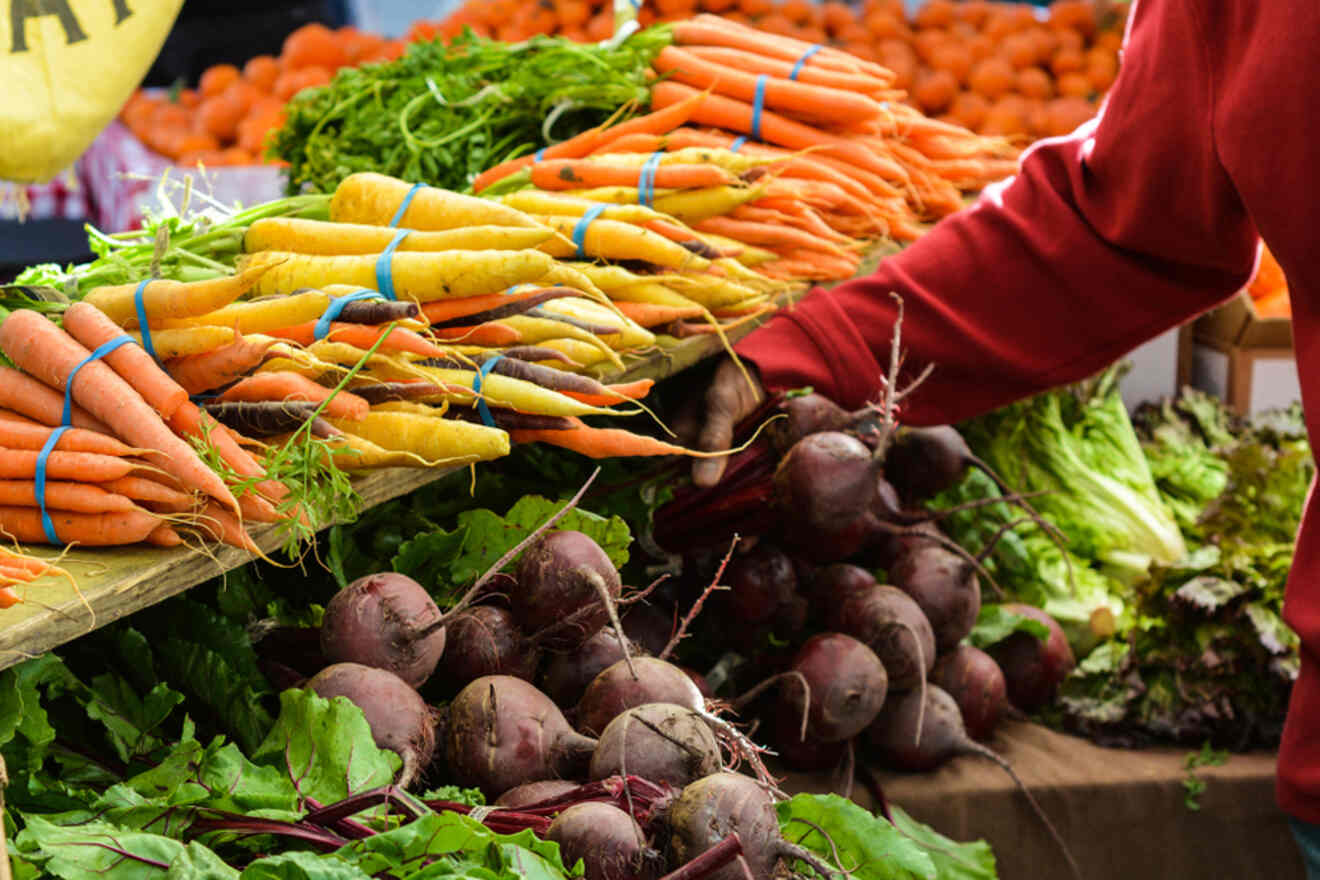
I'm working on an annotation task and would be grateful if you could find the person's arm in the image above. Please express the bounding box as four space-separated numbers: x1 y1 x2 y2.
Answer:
736 0 1259 427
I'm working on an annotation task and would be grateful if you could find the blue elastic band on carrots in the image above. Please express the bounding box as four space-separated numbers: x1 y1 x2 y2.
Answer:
471 355 504 428
638 152 664 208
534 148 547 162
388 183 425 227
375 229 409 301
132 279 156 361
789 44 822 81
572 204 608 258
34 425 70 544
63 335 133 428
314 289 385 341
729 136 747 153
750 75 768 142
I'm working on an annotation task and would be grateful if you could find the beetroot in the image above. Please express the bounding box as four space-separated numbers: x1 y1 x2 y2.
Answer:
773 432 878 537
548 802 652 880
515 530 623 648
495 779 581 808
931 645 1008 741
577 657 703 737
319 572 447 689
543 628 645 708
783 633 888 743
828 584 935 691
623 602 676 657
771 393 852 452
667 773 782 880
722 544 798 625
884 425 980 504
865 686 1082 880
766 708 847 772
986 604 1076 713
890 545 981 651
306 662 436 785
590 703 722 788
809 563 876 606
444 675 597 797
436 605 538 693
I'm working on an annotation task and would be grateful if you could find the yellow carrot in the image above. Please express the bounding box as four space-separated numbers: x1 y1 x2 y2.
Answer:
411 366 636 418
535 298 657 351
238 250 566 302
128 326 237 359
244 217 556 255
330 172 543 230
533 215 709 271
154 290 333 333
324 410 510 463
85 263 277 327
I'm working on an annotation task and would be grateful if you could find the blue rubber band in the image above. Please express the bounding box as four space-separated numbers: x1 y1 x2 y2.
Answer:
750 75 768 142
375 229 409 301
534 148 547 162
638 152 664 208
572 204 608 259
314 289 384 341
729 136 747 153
388 183 425 227
35 425 69 544
62 335 133 428
471 355 503 428
789 44 822 81
132 280 157 361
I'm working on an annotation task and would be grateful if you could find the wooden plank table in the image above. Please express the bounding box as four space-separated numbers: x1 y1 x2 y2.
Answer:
0 240 908 671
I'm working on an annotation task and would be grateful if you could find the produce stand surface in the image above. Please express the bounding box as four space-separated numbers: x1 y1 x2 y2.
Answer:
782 720 1300 880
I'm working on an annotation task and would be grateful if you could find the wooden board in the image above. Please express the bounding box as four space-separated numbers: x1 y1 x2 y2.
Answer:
0 466 458 670
0 240 909 670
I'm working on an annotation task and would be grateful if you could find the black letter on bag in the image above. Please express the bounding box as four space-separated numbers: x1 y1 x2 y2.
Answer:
112 0 131 25
9 0 88 53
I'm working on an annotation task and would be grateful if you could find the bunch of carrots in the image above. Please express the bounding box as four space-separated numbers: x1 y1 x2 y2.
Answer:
428 0 1124 140
118 23 406 166
475 16 1021 280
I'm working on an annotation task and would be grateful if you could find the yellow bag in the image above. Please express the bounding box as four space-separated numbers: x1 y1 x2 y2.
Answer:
1 0 182 183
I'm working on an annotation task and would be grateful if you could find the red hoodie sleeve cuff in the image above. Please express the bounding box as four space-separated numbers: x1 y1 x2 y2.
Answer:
734 287 886 410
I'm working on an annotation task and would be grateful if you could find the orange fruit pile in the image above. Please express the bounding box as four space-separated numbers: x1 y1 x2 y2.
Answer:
118 23 407 167
426 0 1126 140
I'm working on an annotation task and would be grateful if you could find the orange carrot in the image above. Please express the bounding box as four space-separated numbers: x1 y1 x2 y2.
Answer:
0 311 243 515
0 366 112 433
589 133 668 156
530 159 732 192
652 47 882 126
146 524 184 547
651 82 905 184
0 448 148 482
0 506 164 546
419 288 574 325
0 586 18 608
693 216 854 259
610 300 707 327
62 302 190 420
471 93 704 193
0 410 42 426
166 401 289 506
192 499 262 553
674 15 892 80
219 373 370 421
560 378 656 406
0 421 148 458
100 476 196 512
429 323 523 346
0 480 139 514
163 335 278 395
680 46 893 97
264 322 448 359
510 419 696 459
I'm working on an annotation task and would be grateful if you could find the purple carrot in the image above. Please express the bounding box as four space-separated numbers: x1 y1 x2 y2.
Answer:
336 299 420 324
451 408 577 431
525 306 620 337
203 400 341 439
350 381 451 404
500 346 582 366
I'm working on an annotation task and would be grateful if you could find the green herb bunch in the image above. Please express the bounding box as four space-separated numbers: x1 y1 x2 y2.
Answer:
269 28 674 196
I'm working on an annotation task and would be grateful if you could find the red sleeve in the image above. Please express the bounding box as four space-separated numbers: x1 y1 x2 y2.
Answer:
735 0 1260 425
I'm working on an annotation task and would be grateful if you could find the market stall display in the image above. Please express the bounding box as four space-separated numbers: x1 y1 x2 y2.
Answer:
2 3 1309 879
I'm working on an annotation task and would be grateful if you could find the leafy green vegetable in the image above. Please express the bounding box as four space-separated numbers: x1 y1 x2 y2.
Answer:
967 605 1050 650
776 794 997 880
962 366 1187 578
271 29 673 196
1181 742 1229 811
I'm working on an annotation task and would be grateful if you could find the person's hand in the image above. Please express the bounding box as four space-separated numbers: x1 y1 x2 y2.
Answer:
673 358 765 488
